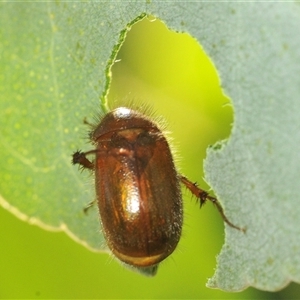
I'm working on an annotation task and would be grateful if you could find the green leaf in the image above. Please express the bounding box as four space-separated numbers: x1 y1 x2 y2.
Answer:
0 2 114 251
203 3 300 291
1 1 300 292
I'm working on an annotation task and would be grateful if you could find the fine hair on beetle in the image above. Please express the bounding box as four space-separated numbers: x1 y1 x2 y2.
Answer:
72 102 244 275
83 100 180 178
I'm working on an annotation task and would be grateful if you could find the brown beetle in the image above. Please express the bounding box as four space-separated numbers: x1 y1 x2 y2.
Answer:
72 107 243 274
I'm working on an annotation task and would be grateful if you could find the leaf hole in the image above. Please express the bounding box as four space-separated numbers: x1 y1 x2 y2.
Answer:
107 16 233 188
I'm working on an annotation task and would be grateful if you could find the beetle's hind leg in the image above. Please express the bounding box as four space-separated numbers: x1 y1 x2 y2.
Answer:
179 175 245 232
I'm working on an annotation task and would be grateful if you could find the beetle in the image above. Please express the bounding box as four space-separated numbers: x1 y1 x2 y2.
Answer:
72 107 243 274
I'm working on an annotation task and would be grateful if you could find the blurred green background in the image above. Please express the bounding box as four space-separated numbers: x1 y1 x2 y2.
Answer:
0 16 298 299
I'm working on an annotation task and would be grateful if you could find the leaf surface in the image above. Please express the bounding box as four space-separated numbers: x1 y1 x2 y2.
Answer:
1 1 300 291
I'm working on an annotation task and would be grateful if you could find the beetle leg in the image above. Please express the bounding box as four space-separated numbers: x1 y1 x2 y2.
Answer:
72 150 95 170
179 175 245 232
83 199 97 214
72 151 98 213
